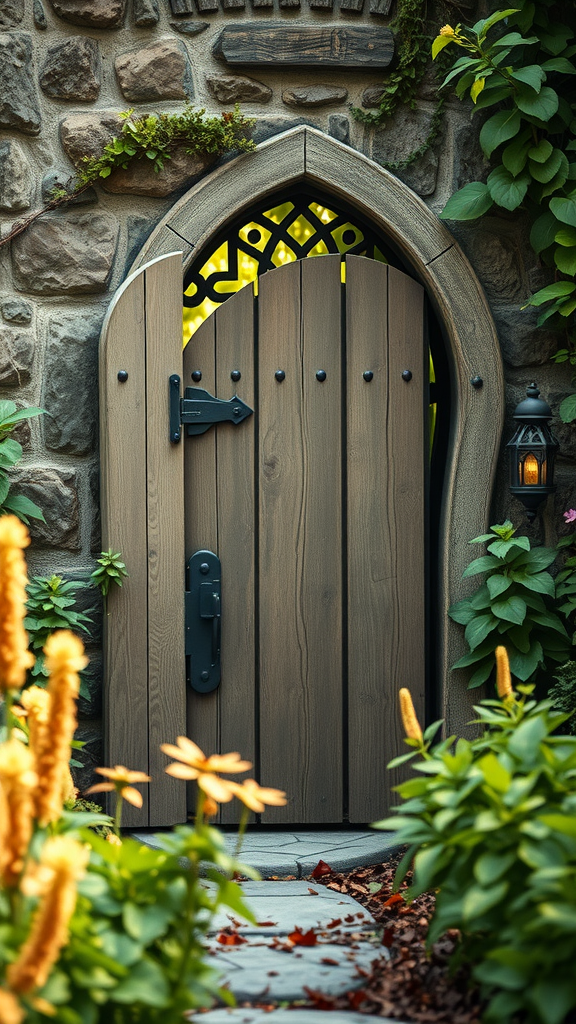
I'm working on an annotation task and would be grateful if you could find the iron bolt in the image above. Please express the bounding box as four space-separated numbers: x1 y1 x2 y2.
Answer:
316 370 327 382
402 370 413 382
275 370 285 382
471 375 483 389
200 671 209 681
231 370 241 382
117 370 128 383
363 371 373 382
200 563 210 575
192 370 202 382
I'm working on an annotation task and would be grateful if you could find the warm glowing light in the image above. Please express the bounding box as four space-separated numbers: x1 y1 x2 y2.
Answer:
523 453 540 485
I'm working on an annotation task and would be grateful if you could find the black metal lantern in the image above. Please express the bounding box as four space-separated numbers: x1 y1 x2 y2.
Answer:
507 382 559 522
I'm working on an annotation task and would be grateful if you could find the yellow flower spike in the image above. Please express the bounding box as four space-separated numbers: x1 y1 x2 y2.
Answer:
439 23 455 35
228 779 287 814
0 988 24 1024
8 837 89 995
495 645 514 701
35 631 88 827
399 688 423 741
0 515 34 693
0 739 37 887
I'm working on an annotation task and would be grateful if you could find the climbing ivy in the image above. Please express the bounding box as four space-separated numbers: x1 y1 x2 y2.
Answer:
432 1 576 418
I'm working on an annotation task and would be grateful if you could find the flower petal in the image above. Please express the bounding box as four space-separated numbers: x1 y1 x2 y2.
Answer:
198 774 235 803
165 762 198 780
84 782 115 794
121 787 144 808
205 753 253 774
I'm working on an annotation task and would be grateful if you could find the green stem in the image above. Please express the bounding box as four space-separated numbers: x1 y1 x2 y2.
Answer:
114 791 123 835
235 805 250 859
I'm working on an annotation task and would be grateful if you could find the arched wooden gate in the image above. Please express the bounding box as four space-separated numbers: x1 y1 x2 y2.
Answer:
100 250 426 828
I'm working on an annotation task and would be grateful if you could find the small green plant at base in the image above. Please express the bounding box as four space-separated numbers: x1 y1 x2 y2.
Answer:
91 550 128 599
25 575 91 680
0 401 45 526
448 520 572 687
376 658 576 1024
548 660 576 734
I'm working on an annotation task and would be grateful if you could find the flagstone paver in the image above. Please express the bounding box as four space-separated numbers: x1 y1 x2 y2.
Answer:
190 1008 410 1024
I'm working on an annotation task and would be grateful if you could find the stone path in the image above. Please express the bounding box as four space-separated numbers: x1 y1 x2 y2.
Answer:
132 829 398 877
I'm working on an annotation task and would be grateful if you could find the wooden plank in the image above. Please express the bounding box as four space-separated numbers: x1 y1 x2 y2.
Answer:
258 258 343 823
213 25 394 69
346 257 425 822
183 315 220 817
370 0 392 13
99 269 149 829
144 253 187 826
214 284 257 824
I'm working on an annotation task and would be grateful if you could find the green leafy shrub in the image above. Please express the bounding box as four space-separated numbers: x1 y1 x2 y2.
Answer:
25 575 91 680
90 550 128 599
548 660 576 733
448 521 571 686
376 669 576 1024
0 401 45 525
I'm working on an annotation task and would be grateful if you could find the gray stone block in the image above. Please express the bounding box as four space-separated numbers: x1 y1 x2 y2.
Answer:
33 0 47 27
361 84 384 108
450 223 527 304
12 210 119 295
169 0 194 11
68 571 103 645
0 33 42 135
282 85 347 108
115 38 194 102
103 147 215 197
0 327 33 387
252 116 307 145
1 298 32 324
40 37 101 102
207 73 272 103
41 169 97 206
0 140 32 211
328 113 349 144
12 467 80 550
89 463 101 554
48 0 126 28
373 106 439 197
125 215 156 272
0 0 23 26
170 20 208 35
453 119 491 191
44 312 100 455
133 0 159 24
60 111 123 167
493 305 558 368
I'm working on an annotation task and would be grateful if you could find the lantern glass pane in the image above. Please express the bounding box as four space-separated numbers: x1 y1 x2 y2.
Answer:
523 453 540 485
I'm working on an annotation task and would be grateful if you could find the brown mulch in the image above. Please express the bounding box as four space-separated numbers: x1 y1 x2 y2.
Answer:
260 854 484 1024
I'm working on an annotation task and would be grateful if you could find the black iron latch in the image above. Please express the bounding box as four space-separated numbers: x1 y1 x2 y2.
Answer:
169 374 253 442
185 550 221 693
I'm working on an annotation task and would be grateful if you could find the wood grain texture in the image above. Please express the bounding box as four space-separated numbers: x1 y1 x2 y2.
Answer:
144 253 187 826
213 24 394 68
346 257 425 822
99 269 149 828
258 258 343 823
214 284 257 824
184 314 220 813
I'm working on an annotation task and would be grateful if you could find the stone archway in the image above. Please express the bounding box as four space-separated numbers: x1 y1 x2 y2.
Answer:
125 125 505 737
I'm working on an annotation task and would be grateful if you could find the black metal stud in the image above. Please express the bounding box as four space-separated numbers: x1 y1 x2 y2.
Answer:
471 375 483 389
192 370 202 382
275 370 285 382
117 370 128 383
200 563 210 575
231 370 241 382
316 370 327 382
363 371 373 382
402 370 413 382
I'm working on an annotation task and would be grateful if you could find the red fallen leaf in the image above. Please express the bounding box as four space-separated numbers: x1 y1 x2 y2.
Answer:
307 888 318 895
344 914 355 923
311 859 333 878
303 987 335 1010
382 927 394 947
267 971 279 977
257 921 277 927
288 927 317 946
321 957 340 966
327 918 342 929
216 932 247 946
383 893 405 909
348 989 367 1010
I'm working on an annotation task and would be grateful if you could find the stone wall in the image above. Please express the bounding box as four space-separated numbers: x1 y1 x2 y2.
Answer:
0 0 573 785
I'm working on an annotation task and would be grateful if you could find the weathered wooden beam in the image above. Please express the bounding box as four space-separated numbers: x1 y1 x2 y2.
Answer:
213 23 394 68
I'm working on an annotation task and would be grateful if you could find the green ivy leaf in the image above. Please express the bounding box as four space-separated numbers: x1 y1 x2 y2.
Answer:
559 298 576 317
550 195 576 227
530 211 561 253
510 64 546 92
502 130 532 175
480 108 522 158
492 596 527 625
440 182 493 221
487 166 530 211
555 226 576 246
465 613 497 651
515 85 559 119
528 139 553 163
554 245 576 275
529 149 567 184
527 280 576 305
541 57 576 74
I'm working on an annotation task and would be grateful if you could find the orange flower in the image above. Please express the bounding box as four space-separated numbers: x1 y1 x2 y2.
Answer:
0 988 24 1024
8 837 89 995
399 688 423 741
495 645 513 700
85 765 151 809
203 796 219 819
161 737 252 803
0 739 37 887
229 779 287 813
35 631 88 827
0 515 34 693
